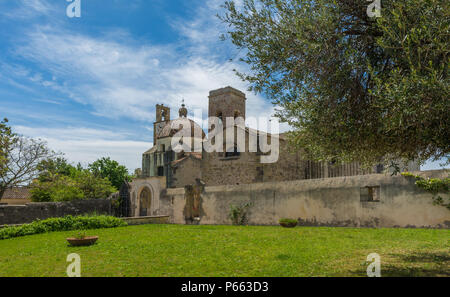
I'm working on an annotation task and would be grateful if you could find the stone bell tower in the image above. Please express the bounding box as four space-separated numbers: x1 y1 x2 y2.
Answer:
154 104 171 144
208 86 246 130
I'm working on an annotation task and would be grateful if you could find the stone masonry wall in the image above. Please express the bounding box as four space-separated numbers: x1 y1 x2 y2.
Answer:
162 170 450 228
0 199 112 225
170 157 202 188
208 87 246 129
199 134 309 187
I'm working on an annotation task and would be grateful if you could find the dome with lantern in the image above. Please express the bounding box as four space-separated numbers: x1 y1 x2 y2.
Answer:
157 102 205 140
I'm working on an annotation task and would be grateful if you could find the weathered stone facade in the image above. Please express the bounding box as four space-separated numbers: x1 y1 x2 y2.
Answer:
170 154 202 188
140 86 418 189
126 86 437 228
208 86 246 128
127 177 166 217
162 170 450 228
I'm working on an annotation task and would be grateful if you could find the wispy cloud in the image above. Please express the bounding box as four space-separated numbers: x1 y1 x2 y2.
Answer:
13 22 278 124
1 0 57 19
1 0 287 170
14 125 151 170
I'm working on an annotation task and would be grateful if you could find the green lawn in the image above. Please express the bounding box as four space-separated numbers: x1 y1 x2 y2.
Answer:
0 225 448 277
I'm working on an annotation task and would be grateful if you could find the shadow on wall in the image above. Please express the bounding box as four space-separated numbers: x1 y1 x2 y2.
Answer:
183 180 206 225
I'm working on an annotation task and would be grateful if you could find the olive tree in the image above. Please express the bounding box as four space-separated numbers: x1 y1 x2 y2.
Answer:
220 0 449 167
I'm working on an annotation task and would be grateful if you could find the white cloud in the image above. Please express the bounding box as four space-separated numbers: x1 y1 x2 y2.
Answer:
3 0 289 170
1 0 56 19
14 126 151 171
14 23 279 125
23 0 54 13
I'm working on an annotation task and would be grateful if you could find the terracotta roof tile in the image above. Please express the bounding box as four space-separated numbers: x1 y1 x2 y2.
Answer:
2 187 31 199
171 152 202 167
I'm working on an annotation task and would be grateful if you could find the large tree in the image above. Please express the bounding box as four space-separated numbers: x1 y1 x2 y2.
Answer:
88 157 131 190
36 157 78 182
0 119 58 200
0 118 14 178
31 157 117 202
221 0 449 166
31 169 116 202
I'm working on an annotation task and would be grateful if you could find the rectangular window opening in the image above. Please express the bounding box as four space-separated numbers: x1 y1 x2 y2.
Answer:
360 186 380 202
157 166 164 177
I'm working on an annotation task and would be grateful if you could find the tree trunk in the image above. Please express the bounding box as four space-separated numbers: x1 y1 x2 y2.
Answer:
0 186 6 202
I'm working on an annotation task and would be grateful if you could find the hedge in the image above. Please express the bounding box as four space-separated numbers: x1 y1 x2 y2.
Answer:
0 215 127 240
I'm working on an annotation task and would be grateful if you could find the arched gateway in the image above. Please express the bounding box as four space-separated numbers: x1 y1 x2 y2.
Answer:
139 187 152 217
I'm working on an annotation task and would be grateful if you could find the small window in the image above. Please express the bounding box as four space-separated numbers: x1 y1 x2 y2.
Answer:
376 164 384 174
216 111 223 123
360 186 380 202
225 146 240 158
161 144 166 152
256 135 262 155
157 166 164 177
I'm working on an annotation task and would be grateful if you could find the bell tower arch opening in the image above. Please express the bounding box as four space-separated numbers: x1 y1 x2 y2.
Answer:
154 104 171 144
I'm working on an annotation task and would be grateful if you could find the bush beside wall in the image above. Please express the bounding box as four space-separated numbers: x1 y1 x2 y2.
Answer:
0 215 127 240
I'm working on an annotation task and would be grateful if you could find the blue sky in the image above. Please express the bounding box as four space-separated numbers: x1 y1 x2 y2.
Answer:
0 0 446 172
0 0 279 171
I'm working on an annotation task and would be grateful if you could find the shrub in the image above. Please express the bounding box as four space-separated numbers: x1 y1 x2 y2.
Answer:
0 215 127 240
229 202 252 225
279 218 298 228
31 171 116 202
402 172 450 210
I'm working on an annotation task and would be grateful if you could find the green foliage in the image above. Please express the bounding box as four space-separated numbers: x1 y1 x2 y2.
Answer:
400 172 416 178
1 225 449 277
279 218 298 227
415 178 449 194
31 157 117 202
72 231 87 240
0 118 15 179
229 202 252 225
0 215 127 240
36 157 79 182
31 171 116 202
0 118 57 200
74 170 117 200
89 157 131 189
221 0 449 166
402 172 450 209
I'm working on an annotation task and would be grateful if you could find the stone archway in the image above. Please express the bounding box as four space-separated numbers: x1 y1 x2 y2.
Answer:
139 187 152 217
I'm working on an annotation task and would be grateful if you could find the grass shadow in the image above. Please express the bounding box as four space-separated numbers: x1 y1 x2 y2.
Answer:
349 251 450 277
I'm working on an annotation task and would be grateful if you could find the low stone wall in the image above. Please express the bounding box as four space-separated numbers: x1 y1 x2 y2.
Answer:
162 170 450 228
0 199 31 205
0 199 112 225
122 216 170 225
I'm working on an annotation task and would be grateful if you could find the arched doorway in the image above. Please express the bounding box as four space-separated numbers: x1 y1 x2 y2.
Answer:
139 187 152 217
118 182 131 218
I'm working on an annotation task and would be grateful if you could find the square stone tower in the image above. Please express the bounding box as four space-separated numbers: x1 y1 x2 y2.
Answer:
208 86 246 129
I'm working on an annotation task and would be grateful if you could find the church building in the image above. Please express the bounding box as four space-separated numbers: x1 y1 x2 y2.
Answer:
119 86 420 219
139 86 406 189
